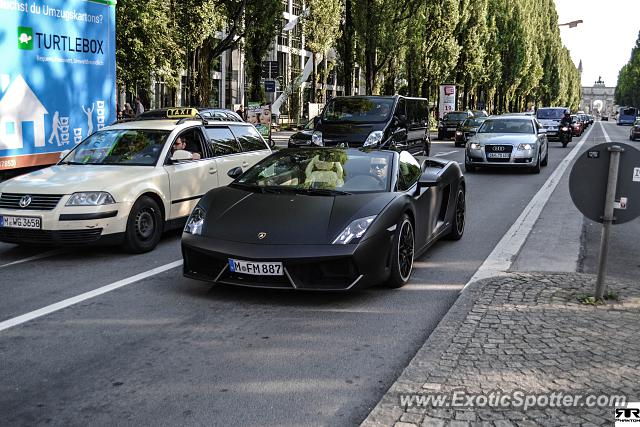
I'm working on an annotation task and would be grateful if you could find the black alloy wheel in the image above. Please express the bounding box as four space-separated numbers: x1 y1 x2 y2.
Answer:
541 146 549 167
386 215 414 288
446 187 466 240
123 196 163 253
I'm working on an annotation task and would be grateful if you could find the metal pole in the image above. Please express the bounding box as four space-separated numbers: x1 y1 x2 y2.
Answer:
595 145 623 300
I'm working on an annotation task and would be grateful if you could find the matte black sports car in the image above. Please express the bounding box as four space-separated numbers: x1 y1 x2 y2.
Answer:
181 148 465 291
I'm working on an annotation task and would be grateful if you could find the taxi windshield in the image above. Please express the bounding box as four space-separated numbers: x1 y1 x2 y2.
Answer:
61 130 170 166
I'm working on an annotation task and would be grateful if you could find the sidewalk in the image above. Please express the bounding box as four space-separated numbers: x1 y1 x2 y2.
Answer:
362 272 639 426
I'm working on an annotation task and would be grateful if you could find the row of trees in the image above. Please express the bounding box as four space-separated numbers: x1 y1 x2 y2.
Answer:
615 31 640 107
116 0 582 112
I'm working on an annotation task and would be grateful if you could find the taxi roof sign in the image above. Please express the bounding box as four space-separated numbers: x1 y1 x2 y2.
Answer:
166 108 198 118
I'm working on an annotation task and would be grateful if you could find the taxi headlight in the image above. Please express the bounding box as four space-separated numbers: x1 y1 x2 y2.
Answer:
184 206 206 235
66 192 115 206
332 215 376 244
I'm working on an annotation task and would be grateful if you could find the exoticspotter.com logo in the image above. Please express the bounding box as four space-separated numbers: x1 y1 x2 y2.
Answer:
18 27 33 50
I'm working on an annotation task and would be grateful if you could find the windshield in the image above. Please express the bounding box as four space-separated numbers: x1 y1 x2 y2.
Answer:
61 129 169 166
478 119 534 134
463 118 486 127
621 108 637 117
444 113 468 121
536 108 566 120
322 98 394 123
234 149 394 193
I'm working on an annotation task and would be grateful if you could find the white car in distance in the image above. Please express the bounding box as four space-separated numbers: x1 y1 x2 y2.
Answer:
0 109 271 252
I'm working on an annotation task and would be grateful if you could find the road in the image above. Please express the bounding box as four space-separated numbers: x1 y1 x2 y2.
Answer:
0 124 611 426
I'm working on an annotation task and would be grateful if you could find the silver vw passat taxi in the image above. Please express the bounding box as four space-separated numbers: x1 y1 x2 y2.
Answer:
464 115 549 174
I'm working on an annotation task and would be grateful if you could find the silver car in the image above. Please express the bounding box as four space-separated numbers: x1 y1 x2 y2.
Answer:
465 115 549 174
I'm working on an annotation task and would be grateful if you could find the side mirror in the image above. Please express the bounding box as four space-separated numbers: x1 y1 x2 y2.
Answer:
171 150 193 162
227 166 243 179
538 128 547 134
395 114 407 124
59 150 70 160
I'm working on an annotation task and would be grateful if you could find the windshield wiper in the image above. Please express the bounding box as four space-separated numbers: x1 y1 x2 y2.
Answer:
293 188 352 196
60 161 87 165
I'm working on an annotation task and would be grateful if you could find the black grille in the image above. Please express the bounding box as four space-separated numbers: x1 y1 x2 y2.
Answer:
0 228 103 245
288 258 359 290
0 193 63 210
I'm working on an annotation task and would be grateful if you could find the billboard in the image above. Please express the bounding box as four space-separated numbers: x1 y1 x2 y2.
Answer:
438 84 456 119
0 0 117 170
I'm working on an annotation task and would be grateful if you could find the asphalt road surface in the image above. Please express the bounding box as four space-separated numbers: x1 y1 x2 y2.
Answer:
0 126 603 426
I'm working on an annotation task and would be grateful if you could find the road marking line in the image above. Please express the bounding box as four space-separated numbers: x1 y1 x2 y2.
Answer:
0 249 66 269
462 124 596 289
600 121 612 142
433 150 458 157
0 260 183 332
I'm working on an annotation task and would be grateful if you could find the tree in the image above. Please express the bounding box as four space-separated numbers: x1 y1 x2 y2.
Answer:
244 0 282 104
116 0 182 104
615 31 640 107
303 0 344 102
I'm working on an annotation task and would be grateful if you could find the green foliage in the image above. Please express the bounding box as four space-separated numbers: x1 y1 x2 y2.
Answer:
616 31 640 106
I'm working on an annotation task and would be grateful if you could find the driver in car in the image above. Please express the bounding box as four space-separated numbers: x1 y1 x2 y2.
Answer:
172 136 201 160
370 156 389 180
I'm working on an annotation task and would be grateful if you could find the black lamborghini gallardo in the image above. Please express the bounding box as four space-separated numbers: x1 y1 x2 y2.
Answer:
181 148 465 291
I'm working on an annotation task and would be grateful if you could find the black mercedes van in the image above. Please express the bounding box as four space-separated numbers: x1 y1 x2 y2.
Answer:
308 95 431 155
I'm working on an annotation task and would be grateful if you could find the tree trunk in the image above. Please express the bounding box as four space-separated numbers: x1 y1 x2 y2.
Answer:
383 59 395 95
342 0 354 96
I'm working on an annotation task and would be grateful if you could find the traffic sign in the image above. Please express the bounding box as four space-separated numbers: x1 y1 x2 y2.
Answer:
264 80 276 93
569 143 640 224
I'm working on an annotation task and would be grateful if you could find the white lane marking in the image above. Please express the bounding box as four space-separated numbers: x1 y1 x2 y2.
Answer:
0 249 66 269
403 284 464 291
0 260 183 332
600 121 612 142
462 123 596 289
433 150 458 157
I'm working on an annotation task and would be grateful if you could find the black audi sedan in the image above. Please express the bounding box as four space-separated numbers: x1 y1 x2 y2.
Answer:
181 148 465 291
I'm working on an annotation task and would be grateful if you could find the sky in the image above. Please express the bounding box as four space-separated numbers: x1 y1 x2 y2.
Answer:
555 0 640 87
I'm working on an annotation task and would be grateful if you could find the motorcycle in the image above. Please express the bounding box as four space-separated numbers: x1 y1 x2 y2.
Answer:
559 125 572 148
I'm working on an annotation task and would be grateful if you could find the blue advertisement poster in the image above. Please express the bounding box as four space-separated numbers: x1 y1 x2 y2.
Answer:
0 0 116 170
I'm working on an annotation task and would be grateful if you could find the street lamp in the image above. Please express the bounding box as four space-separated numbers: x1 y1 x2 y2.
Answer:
559 20 583 28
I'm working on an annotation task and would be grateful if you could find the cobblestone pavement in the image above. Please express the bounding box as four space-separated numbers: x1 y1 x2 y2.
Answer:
362 273 640 426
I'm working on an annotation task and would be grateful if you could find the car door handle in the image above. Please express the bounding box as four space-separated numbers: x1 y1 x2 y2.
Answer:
241 162 249 168
209 168 217 174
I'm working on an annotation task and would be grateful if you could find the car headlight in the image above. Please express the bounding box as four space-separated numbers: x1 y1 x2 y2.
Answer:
312 131 323 146
184 206 206 235
66 192 115 206
517 143 534 150
470 142 481 150
332 215 376 244
363 131 384 147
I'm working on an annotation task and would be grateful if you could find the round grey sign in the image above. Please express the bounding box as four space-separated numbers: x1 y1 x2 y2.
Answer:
569 143 640 224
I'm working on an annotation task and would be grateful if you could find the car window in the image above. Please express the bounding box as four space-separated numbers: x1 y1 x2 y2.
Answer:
397 151 421 192
173 128 207 160
230 125 269 152
407 99 428 127
61 129 169 166
205 127 242 156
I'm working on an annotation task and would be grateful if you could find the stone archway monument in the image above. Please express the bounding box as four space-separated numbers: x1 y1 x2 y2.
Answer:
581 77 616 118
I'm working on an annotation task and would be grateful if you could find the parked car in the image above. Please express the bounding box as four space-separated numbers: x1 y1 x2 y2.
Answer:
182 148 465 290
287 116 319 147
630 119 640 141
465 115 549 174
0 109 270 252
438 111 474 140
535 107 569 141
454 117 488 147
310 95 431 156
